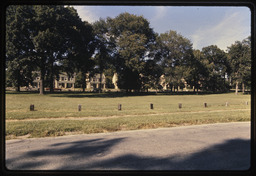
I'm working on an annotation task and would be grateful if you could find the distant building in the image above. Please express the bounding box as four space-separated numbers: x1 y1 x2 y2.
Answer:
31 72 114 91
55 73 75 89
29 72 131 91
86 73 106 90
31 72 75 90
29 72 193 92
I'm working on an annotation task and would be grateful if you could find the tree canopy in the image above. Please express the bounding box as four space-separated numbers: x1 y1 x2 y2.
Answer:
201 45 230 92
157 30 194 92
227 37 251 94
95 13 157 92
6 6 251 94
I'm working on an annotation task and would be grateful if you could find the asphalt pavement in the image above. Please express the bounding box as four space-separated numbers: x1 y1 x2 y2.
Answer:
5 122 250 170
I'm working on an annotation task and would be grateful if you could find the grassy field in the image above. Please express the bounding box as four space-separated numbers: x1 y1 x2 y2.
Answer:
5 91 251 139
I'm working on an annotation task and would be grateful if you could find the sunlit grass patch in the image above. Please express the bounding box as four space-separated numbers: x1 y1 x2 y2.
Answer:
6 108 250 139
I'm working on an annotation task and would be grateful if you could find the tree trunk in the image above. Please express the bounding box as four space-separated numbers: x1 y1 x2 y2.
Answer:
15 86 20 92
15 72 21 92
49 60 54 93
39 78 44 95
235 81 239 95
39 70 45 95
99 72 102 93
82 73 86 93
242 83 245 94
49 75 54 93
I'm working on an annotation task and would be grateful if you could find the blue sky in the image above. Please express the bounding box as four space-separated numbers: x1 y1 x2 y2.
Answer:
73 6 251 51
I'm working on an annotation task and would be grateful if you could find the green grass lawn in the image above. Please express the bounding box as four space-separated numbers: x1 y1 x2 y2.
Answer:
5 91 251 139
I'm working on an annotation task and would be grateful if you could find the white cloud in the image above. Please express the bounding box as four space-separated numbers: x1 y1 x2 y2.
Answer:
191 9 250 51
73 6 99 23
152 6 168 22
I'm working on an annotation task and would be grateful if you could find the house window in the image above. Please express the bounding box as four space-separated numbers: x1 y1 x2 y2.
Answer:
61 77 64 81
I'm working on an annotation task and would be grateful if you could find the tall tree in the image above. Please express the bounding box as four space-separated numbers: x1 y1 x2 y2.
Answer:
61 7 95 92
201 45 230 92
227 37 251 94
141 59 163 92
141 35 163 92
92 19 114 92
185 50 208 92
105 13 156 92
6 5 94 94
241 37 251 92
32 5 88 94
157 30 194 92
6 5 36 91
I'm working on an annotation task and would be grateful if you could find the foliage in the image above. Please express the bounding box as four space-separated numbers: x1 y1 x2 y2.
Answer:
201 45 230 92
186 50 207 92
6 5 95 94
157 30 194 92
104 68 115 89
6 6 36 91
101 13 157 92
91 19 114 92
141 59 163 92
227 37 251 93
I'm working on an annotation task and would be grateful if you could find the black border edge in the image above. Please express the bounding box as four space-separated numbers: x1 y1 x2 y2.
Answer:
250 1 256 176
1 1 7 176
1 0 256 176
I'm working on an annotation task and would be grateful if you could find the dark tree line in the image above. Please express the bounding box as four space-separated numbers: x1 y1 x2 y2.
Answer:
6 5 251 94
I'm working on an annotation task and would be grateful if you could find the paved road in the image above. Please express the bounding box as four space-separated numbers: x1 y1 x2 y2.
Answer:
6 122 250 170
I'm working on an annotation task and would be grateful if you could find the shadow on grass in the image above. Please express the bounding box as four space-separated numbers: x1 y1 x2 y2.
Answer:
5 90 40 95
9 91 244 98
49 92 158 98
49 91 250 98
6 89 250 98
6 88 251 97
6 138 250 170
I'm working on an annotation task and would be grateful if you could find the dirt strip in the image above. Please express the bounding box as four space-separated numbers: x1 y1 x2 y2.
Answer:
6 109 250 122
